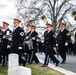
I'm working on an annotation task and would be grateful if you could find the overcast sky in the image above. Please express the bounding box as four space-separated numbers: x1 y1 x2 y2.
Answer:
0 0 76 30
0 0 17 29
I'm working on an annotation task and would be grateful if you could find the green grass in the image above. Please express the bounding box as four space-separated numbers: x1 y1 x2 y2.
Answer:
0 65 7 75
0 63 64 75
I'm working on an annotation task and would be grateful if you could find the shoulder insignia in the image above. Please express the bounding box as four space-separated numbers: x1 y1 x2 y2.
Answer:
66 33 70 36
20 32 24 36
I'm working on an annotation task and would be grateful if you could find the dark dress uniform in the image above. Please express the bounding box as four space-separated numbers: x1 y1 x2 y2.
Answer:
73 33 76 55
24 31 31 61
38 41 43 54
57 28 70 63
26 31 39 64
0 29 3 46
43 30 59 67
1 28 12 67
24 31 31 53
10 26 26 66
0 29 3 63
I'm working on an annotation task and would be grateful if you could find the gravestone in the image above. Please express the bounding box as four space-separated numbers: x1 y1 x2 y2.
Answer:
8 53 19 69
8 66 31 75
8 53 31 75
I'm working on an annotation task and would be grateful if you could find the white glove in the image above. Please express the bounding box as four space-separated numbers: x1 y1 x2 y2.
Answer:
37 39 39 41
8 38 12 41
18 47 22 49
41 40 44 43
56 43 58 46
32 37 35 40
3 36 6 38
26 37 28 39
65 42 68 46
7 45 10 48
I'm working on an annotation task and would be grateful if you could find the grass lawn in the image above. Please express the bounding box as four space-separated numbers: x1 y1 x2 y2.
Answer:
0 63 64 75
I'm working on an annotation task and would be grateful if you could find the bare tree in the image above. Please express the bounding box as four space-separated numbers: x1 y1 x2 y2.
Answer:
15 0 76 31
72 10 76 21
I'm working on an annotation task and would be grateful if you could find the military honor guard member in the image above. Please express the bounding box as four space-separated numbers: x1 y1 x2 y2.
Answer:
57 22 70 64
10 18 26 66
1 22 12 67
29 24 39 64
73 28 76 55
24 24 39 64
42 23 59 67
0 26 3 63
24 24 32 61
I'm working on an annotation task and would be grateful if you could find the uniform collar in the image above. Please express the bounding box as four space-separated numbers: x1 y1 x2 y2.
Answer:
47 29 52 33
60 28 65 32
13 26 19 31
3 28 8 32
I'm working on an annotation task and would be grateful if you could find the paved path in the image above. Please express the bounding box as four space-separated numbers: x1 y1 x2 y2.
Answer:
37 53 76 75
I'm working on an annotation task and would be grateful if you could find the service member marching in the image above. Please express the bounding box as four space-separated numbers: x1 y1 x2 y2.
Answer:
1 22 12 67
57 22 70 64
10 18 26 66
42 23 59 67
29 24 39 64
24 24 32 61
73 28 76 55
24 24 39 64
0 26 3 63
24 24 32 53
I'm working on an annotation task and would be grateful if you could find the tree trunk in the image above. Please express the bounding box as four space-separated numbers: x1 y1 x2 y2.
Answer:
52 19 57 32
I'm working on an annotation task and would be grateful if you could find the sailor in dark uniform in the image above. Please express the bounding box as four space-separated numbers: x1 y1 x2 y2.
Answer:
24 24 31 61
57 22 70 64
25 24 31 52
0 26 3 63
1 22 12 67
30 25 39 64
42 23 59 67
10 18 26 66
73 28 76 55
25 24 39 64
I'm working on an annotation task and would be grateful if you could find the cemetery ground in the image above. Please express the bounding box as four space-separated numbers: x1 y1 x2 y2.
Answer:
0 62 64 75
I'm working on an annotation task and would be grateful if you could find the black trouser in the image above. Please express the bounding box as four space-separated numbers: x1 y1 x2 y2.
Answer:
19 53 25 64
2 55 7 67
59 52 66 62
0 54 3 63
49 54 59 63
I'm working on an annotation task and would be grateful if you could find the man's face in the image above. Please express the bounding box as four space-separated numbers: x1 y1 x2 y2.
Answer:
60 25 65 30
26 26 31 31
14 21 20 28
46 26 51 31
31 28 35 32
3 24 8 29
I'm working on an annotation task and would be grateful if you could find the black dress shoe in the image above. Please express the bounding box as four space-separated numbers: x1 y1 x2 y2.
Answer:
41 65 47 67
0 61 1 63
28 62 32 64
36 61 39 64
61 60 66 64
23 61 26 67
2 65 6 67
55 61 59 67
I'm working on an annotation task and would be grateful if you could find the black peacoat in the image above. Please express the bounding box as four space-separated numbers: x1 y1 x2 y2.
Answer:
43 30 56 55
10 26 25 54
